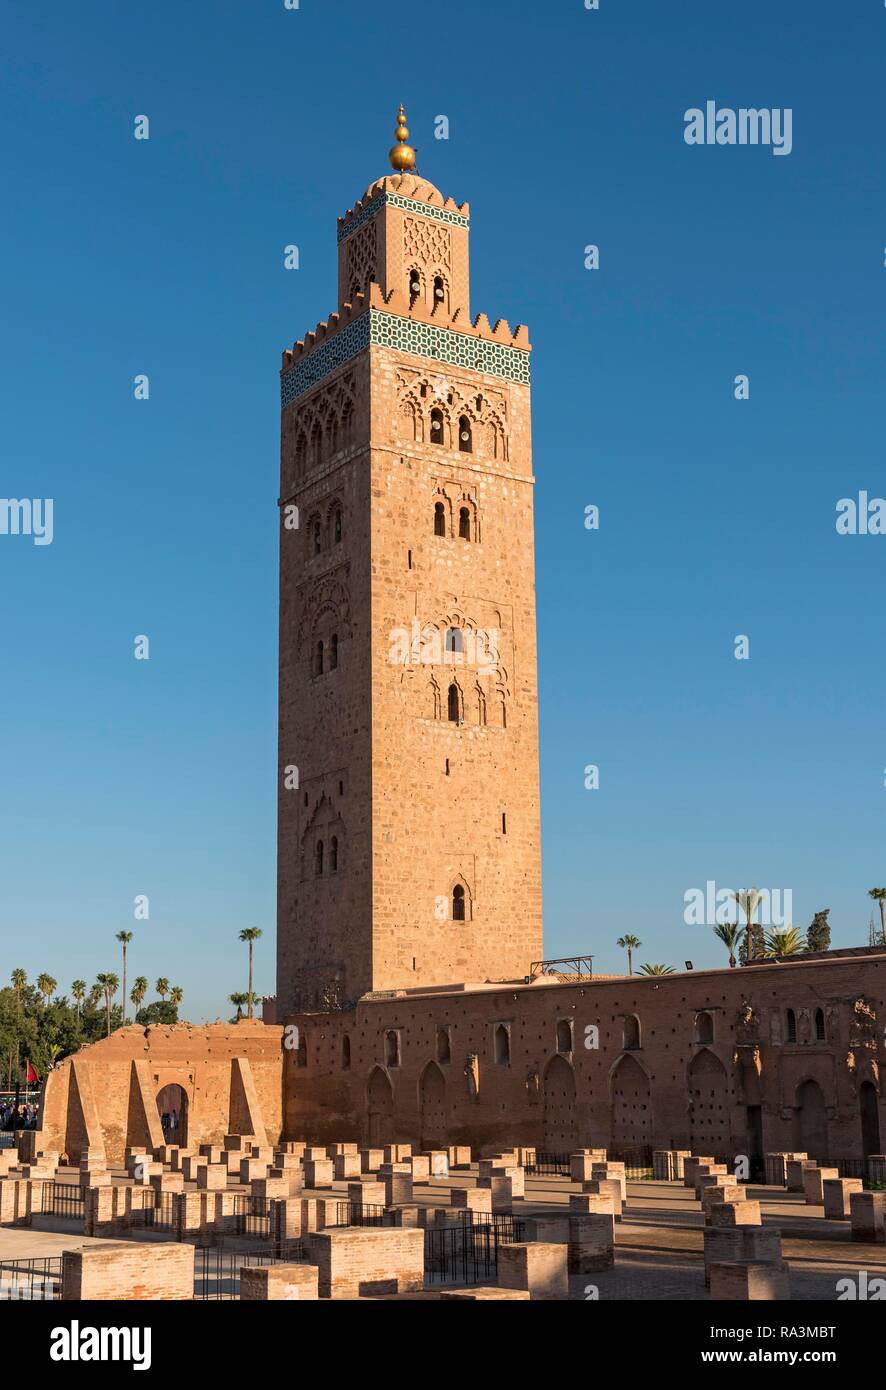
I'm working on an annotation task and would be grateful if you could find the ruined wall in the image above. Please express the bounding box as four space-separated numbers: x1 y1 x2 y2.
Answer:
38 1022 285 1165
282 953 886 1159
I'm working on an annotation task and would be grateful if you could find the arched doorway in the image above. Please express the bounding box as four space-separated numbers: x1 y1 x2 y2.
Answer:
542 1055 577 1152
610 1055 652 1149
156 1084 188 1146
419 1063 447 1150
860 1081 881 1158
688 1049 730 1153
794 1078 829 1161
367 1067 394 1146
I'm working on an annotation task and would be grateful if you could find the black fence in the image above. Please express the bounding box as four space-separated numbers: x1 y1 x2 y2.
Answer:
333 1201 392 1228
526 1151 653 1180
193 1242 307 1300
0 1257 62 1301
44 1181 85 1221
424 1215 525 1286
833 1158 884 1189
232 1194 271 1238
525 1152 571 1177
144 1190 177 1232
706 1154 884 1190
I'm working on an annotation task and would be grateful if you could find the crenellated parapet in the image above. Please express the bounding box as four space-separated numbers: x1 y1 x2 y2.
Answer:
281 282 530 407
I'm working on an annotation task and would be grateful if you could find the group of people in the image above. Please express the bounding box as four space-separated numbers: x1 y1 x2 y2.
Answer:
0 1099 39 1131
160 1109 181 1138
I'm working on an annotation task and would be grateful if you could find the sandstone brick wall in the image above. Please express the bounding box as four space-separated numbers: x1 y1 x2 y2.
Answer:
37 1022 284 1165
308 1225 425 1298
61 1241 194 1300
282 952 886 1157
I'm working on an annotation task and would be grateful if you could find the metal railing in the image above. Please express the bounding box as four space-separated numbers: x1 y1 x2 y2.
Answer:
193 1242 307 1300
44 1181 85 1220
333 1201 391 1228
0 1257 62 1301
232 1194 271 1237
424 1214 525 1286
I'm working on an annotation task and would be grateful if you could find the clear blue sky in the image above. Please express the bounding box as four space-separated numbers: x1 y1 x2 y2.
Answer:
2 0 885 1020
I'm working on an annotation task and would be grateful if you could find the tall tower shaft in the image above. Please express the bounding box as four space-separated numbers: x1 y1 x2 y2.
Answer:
276 112 542 1013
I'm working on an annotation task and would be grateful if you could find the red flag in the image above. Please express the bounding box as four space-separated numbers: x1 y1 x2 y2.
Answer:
25 1060 38 1084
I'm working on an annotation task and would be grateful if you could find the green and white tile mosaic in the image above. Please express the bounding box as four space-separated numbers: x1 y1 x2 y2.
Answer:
282 311 530 406
338 192 470 243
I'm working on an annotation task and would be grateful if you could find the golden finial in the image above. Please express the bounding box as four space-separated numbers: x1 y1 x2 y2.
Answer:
389 103 416 172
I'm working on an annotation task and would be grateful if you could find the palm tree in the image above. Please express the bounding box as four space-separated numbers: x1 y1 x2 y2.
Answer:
714 922 741 969
868 889 886 946
763 926 806 958
116 931 133 1026
229 992 248 1021
95 973 119 1037
730 888 764 962
9 969 26 1086
71 980 86 1018
88 983 102 1008
616 935 642 976
155 978 170 1003
130 976 148 1016
638 963 675 975
238 928 263 1018
36 974 57 1008
169 985 183 1013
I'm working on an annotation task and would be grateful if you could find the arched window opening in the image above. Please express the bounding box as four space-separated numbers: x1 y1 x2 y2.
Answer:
409 270 421 305
334 510 342 544
458 506 471 540
452 884 466 921
623 1015 641 1051
445 627 463 656
384 1030 400 1067
330 634 339 670
430 408 444 443
433 275 446 305
786 1008 797 1043
434 501 446 536
695 1011 714 1045
815 1008 826 1042
313 520 322 554
447 683 460 723
494 1023 510 1066
330 836 338 873
436 1027 451 1064
556 1019 573 1054
341 1034 351 1070
314 640 324 677
295 434 308 476
458 416 472 453
315 840 324 876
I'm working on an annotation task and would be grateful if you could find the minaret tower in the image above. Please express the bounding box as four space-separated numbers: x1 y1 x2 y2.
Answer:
277 108 542 1013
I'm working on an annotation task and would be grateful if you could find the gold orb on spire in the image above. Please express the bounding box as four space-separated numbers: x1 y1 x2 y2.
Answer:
389 103 417 172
